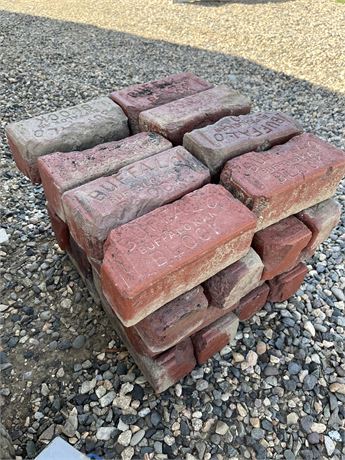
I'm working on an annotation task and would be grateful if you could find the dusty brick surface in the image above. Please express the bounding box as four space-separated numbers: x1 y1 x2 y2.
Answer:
183 111 302 177
101 184 257 326
6 97 129 183
63 147 210 262
192 312 239 364
139 85 251 145
38 132 172 219
268 262 308 302
204 248 264 308
47 205 70 251
134 286 209 354
252 216 312 280
220 133 345 230
110 72 213 132
235 283 269 321
296 198 342 259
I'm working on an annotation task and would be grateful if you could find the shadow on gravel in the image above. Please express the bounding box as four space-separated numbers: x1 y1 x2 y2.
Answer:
1 8 344 460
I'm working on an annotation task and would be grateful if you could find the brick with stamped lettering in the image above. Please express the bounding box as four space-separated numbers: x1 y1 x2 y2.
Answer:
296 198 342 259
268 262 308 302
139 85 251 145
221 133 345 230
38 132 172 219
101 184 257 326
110 72 213 133
63 146 210 262
235 283 269 321
204 248 264 308
6 97 129 183
192 312 239 364
183 111 302 177
252 216 312 280
133 286 209 354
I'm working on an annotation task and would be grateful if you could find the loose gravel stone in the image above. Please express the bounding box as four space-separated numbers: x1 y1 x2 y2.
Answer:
1 2 344 459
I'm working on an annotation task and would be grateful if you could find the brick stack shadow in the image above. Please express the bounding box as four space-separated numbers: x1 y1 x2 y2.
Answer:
5 72 345 393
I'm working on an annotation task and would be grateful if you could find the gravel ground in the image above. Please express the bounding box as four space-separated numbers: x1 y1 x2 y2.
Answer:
1 2 345 459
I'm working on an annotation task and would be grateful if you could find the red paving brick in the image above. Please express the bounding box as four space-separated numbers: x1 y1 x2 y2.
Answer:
184 111 302 177
296 198 342 259
110 72 213 132
204 248 264 308
235 283 270 321
6 97 129 183
101 184 257 326
63 146 210 262
252 216 312 280
38 132 172 219
139 85 251 145
192 312 239 364
47 205 70 251
134 286 208 354
220 133 345 230
268 262 308 302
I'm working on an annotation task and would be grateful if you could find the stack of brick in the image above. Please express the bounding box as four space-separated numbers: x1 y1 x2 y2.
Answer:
6 72 345 393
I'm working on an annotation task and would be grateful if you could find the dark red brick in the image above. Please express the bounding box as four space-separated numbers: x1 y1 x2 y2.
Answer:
268 262 308 302
99 289 196 393
296 198 341 259
139 85 251 145
110 72 213 132
192 312 239 364
38 132 172 219
221 133 345 230
63 147 210 262
235 284 269 321
252 216 312 280
101 184 257 326
47 205 70 251
204 248 263 308
133 286 208 354
184 111 302 177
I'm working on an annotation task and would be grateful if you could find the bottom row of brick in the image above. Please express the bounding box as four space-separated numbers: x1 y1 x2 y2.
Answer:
61 227 308 393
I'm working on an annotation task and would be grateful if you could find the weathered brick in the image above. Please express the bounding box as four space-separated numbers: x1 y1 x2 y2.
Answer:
252 216 312 280
110 72 213 132
184 111 302 177
68 236 93 282
204 248 264 308
139 85 251 145
100 290 196 393
235 283 269 321
268 262 308 302
134 286 209 354
101 184 257 326
6 97 129 183
296 198 341 259
220 133 345 230
38 132 172 219
63 147 210 262
192 312 239 364
47 205 70 251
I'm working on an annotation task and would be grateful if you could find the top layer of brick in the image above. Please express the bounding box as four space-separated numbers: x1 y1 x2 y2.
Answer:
101 184 257 326
38 132 172 220
183 111 303 177
220 133 345 230
139 85 251 145
110 72 213 133
6 97 129 184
